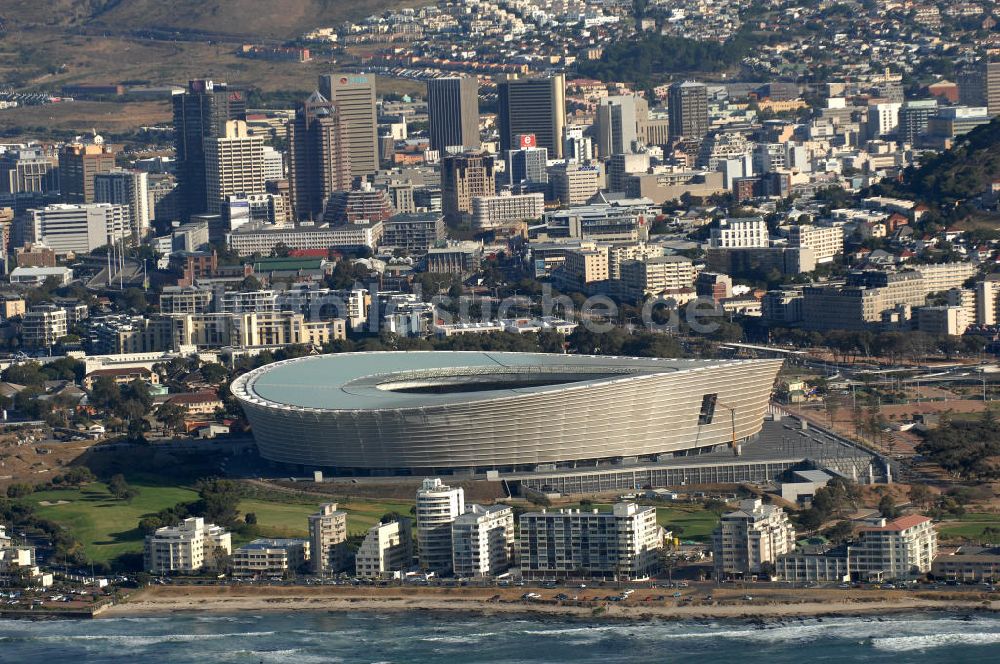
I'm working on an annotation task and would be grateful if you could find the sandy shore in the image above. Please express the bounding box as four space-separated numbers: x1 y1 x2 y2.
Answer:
100 585 1000 620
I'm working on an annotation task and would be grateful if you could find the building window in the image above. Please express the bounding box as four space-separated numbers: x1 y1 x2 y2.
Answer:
698 393 718 425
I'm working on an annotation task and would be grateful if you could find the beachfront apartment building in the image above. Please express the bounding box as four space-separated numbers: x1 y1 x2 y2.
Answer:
416 478 465 573
519 503 662 581
309 503 348 575
355 519 413 579
850 514 937 581
712 499 796 578
451 504 515 578
232 538 310 578
144 517 232 574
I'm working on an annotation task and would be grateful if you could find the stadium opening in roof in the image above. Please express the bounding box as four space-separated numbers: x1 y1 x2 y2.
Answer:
231 351 783 474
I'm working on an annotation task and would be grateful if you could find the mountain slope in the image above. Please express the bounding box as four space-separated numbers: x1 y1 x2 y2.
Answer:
4 0 419 39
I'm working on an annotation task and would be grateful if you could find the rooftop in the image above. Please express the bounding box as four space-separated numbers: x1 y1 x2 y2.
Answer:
234 351 755 412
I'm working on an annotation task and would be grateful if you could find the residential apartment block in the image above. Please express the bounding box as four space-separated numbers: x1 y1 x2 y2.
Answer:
144 517 232 574
712 499 796 577
451 504 515 578
308 503 348 575
519 503 662 581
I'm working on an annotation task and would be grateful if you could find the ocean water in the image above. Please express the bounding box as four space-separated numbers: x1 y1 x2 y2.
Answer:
1 611 999 663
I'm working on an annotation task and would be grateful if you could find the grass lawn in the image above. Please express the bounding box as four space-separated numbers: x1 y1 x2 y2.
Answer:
655 506 721 541
937 512 1000 542
31 480 199 565
238 498 416 544
558 502 720 542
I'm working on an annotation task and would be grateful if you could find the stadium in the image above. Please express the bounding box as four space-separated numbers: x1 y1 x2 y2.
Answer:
231 351 783 473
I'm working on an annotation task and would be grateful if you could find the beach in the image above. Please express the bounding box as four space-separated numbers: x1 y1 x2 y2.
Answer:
100 584 1000 620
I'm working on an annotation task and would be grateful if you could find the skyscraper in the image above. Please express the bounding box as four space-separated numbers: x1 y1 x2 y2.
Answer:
58 138 117 203
426 76 481 152
288 91 352 222
497 74 566 158
204 121 266 214
318 73 379 177
668 81 709 140
171 79 247 218
958 60 1000 117
94 169 150 242
441 151 495 224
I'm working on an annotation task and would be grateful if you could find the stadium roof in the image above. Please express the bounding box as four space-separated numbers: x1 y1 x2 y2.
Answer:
239 351 737 411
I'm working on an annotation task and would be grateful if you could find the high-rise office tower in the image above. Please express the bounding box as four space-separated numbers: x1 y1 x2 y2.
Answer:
171 79 247 218
497 74 566 158
427 76 481 152
0 147 59 194
59 138 117 203
288 91 352 222
29 203 129 256
441 151 495 224
595 95 639 158
958 60 1000 117
203 120 265 215
668 81 709 140
318 73 379 177
94 169 150 242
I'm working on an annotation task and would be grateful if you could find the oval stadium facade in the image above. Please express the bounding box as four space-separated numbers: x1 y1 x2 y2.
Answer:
231 351 783 473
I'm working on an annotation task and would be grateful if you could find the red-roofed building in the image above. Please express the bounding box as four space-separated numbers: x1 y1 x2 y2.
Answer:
166 391 224 416
851 514 937 581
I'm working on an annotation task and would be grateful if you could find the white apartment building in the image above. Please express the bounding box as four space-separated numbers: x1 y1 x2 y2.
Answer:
787 224 844 263
519 503 662 580
21 305 68 348
868 102 902 137
850 514 938 581
712 499 796 577
416 478 465 573
232 538 309 578
975 280 1000 325
471 192 545 230
916 305 970 336
144 517 232 574
355 519 413 578
227 221 383 256
619 255 695 299
451 504 515 578
309 503 348 575
916 262 978 294
29 203 129 256
94 169 150 241
709 217 769 249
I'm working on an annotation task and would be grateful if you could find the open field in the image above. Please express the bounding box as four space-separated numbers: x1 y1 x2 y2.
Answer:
30 480 199 564
28 477 417 563
237 497 415 541
560 502 721 542
937 512 1000 542
0 100 172 140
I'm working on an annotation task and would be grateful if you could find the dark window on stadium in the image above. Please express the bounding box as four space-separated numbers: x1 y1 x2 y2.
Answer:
698 393 718 425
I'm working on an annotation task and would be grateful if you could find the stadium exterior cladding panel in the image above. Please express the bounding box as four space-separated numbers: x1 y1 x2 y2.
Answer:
231 351 783 471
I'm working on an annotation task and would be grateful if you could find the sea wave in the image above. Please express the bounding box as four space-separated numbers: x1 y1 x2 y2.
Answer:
873 632 1000 652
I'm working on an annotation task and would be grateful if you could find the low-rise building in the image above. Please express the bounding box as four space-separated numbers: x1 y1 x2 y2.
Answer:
932 548 1000 583
232 538 309 578
144 517 232 574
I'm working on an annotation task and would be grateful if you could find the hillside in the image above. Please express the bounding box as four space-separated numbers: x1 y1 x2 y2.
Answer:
4 0 421 39
901 118 1000 207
